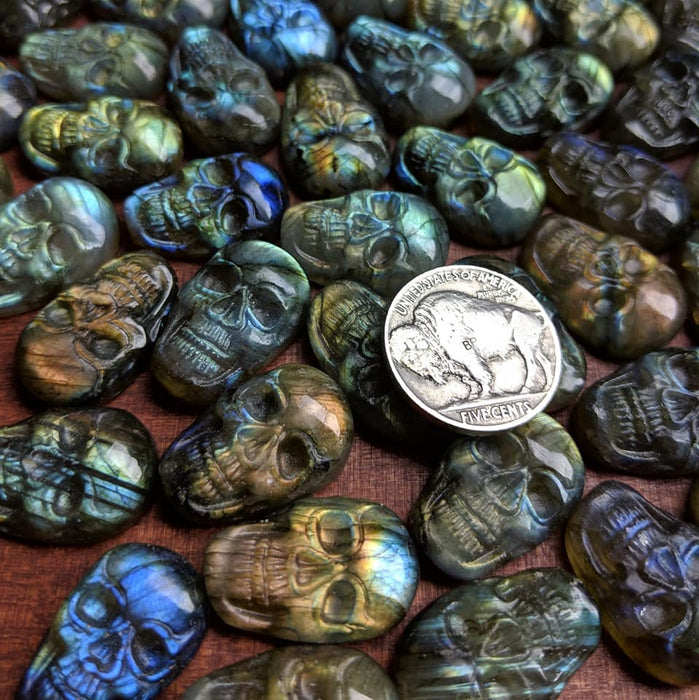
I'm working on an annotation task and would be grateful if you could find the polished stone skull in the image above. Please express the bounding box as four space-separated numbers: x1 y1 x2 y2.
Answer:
20 96 183 191
473 47 613 146
604 50 699 159
204 496 419 642
281 189 449 296
281 63 391 198
0 0 83 49
168 25 280 155
0 177 119 317
124 153 287 260
17 252 176 404
521 214 687 358
151 240 310 406
565 481 699 686
572 349 699 475
0 408 156 543
19 22 168 100
342 16 475 130
230 0 338 87
159 364 353 523
18 543 207 698
394 568 600 697
413 414 584 580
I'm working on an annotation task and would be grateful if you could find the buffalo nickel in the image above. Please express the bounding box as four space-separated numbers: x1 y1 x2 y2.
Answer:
384 264 562 434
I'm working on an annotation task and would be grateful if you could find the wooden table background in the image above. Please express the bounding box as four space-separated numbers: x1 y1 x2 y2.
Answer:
0 12 698 699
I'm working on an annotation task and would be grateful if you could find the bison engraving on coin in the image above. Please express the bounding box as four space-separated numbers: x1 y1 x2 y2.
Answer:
385 265 561 434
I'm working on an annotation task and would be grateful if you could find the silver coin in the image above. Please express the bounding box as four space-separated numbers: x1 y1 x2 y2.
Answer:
384 264 562 435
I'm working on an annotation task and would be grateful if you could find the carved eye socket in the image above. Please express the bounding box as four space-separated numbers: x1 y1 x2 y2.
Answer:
52 473 85 517
132 627 170 675
92 138 124 171
201 159 238 186
181 82 216 106
341 110 376 136
288 9 313 27
560 80 589 114
202 263 240 294
233 69 262 92
605 191 644 221
75 583 120 627
240 382 283 422
219 197 252 232
46 224 81 267
657 59 689 83
84 334 123 360
87 58 119 88
249 286 284 329
419 43 442 63
44 300 74 327
527 470 564 523
321 579 356 624
366 234 402 270
277 434 311 481
317 510 356 554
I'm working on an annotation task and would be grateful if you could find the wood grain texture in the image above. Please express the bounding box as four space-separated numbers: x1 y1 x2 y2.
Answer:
0 27 697 699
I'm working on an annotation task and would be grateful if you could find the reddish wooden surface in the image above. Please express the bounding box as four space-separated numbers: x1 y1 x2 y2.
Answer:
1 18 698 699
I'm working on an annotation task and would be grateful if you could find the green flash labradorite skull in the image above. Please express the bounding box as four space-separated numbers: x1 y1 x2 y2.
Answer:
0 177 119 318
17 252 177 406
411 413 585 581
183 645 399 699
152 240 310 407
566 481 699 686
19 22 169 101
20 96 183 192
394 568 600 698
204 496 419 643
159 364 353 524
281 190 449 297
0 408 157 544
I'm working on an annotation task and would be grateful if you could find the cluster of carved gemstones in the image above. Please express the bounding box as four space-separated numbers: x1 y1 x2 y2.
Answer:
0 0 698 697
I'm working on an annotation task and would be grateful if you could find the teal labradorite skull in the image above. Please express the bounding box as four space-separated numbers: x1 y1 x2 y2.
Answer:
17 252 178 406
20 96 183 193
204 496 419 643
394 568 600 698
281 189 449 297
19 22 169 101
0 407 157 544
0 177 119 318
152 240 310 407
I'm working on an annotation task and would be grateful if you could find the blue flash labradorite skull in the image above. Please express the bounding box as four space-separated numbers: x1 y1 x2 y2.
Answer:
411 414 585 581
571 348 699 476
17 252 177 405
0 59 37 151
342 16 475 131
394 127 545 248
204 496 418 643
538 132 692 253
19 22 169 101
281 63 391 199
404 0 542 72
168 26 280 156
520 214 687 359
314 0 407 27
152 240 310 407
603 50 699 160
229 0 338 88
0 0 84 49
124 153 288 261
183 645 399 699
0 177 119 318
281 190 449 297
88 0 229 41
394 568 600 698
532 0 659 75
20 96 183 193
0 408 157 544
308 279 449 447
459 254 586 411
472 47 614 148
566 481 699 686
160 364 353 524
18 543 207 699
